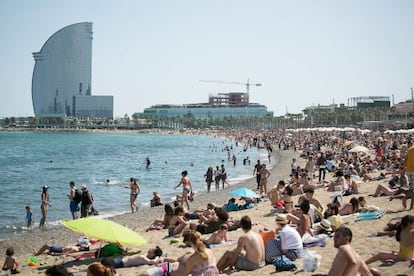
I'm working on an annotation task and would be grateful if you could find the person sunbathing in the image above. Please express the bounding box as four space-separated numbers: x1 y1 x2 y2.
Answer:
389 186 414 209
339 197 359 216
101 246 163 268
34 244 90 256
146 203 174 231
366 214 414 264
371 182 398 197
203 223 229 247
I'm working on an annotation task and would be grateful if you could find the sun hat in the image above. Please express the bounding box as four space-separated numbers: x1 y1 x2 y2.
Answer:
275 214 289 225
319 219 332 231
81 184 87 190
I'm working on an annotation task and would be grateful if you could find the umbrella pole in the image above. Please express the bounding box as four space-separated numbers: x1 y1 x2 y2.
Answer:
96 240 103 258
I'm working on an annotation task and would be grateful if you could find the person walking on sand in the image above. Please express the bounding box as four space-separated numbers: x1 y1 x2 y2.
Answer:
217 215 265 272
125 177 140 213
174 170 193 210
67 181 80 219
25 205 34 232
253 160 261 190
204 167 213 193
39 185 51 230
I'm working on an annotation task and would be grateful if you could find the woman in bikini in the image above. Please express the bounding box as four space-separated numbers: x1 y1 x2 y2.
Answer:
126 177 140 213
174 170 193 210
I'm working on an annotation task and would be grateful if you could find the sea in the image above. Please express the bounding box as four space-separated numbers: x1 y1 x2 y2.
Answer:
0 131 274 238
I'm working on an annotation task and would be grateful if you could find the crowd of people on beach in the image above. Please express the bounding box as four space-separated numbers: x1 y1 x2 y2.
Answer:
5 128 414 275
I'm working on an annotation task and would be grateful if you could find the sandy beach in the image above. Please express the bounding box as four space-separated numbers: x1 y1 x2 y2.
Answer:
1 139 414 276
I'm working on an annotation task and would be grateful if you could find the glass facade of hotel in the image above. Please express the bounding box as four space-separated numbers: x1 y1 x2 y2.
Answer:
31 22 113 118
143 103 271 119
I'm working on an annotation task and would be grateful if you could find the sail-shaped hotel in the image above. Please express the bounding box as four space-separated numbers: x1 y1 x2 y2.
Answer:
32 22 113 118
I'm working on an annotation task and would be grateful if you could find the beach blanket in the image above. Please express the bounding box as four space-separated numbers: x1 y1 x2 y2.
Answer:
356 210 384 221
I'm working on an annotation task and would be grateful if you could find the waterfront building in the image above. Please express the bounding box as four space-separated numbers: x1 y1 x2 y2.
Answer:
139 92 272 119
32 22 113 118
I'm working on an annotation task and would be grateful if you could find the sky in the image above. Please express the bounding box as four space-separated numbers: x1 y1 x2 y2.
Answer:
1 0 414 118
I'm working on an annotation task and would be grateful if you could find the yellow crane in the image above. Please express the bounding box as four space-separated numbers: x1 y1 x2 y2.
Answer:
199 78 262 96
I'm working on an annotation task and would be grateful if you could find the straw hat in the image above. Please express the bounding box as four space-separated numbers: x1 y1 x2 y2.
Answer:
319 219 332 231
275 214 289 225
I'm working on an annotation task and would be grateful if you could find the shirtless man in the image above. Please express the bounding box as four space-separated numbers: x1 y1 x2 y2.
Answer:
267 180 285 206
328 227 378 276
217 215 265 272
102 246 163 269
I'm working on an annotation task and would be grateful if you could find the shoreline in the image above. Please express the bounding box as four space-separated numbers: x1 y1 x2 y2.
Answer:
0 141 294 256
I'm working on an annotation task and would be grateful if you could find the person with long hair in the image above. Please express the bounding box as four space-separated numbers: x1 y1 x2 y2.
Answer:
366 214 414 264
339 197 360 216
204 167 214 193
146 203 174 231
87 263 113 276
39 185 51 230
181 231 219 275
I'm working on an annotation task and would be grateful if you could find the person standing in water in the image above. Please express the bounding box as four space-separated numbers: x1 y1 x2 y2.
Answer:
204 167 213 193
145 157 151 169
39 185 51 230
174 170 193 210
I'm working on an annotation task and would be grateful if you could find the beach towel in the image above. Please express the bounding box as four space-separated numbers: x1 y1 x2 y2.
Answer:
356 210 384 221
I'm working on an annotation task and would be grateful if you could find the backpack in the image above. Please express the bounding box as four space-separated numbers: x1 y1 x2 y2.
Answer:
273 255 297 272
73 189 82 204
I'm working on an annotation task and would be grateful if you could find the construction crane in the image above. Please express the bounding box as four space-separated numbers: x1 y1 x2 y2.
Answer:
199 78 262 96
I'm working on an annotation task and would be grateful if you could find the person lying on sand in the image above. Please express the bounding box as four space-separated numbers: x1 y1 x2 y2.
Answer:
34 244 90 256
101 246 164 269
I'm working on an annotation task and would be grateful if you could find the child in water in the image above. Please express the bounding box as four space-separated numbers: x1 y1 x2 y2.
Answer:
25 205 34 232
2 247 19 274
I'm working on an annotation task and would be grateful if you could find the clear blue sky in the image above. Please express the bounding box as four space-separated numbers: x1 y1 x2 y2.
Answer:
1 0 414 118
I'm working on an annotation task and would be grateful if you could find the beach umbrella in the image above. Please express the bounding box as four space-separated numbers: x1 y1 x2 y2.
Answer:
328 135 337 141
62 218 146 246
343 141 353 147
229 187 260 198
349 145 370 154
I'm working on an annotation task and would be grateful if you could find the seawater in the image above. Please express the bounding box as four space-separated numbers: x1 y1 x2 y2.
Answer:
0 131 273 238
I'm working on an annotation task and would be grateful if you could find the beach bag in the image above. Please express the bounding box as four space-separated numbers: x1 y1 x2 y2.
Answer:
272 255 297 272
73 189 82 203
303 248 321 272
96 243 123 257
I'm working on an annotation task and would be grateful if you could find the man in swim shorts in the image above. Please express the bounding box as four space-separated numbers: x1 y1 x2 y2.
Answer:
101 246 163 269
217 215 265 272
